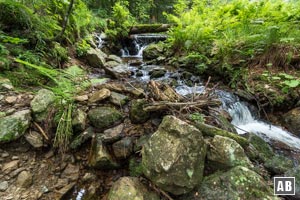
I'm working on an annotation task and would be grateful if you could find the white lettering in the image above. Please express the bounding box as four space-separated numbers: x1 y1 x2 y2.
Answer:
286 181 292 191
277 181 284 191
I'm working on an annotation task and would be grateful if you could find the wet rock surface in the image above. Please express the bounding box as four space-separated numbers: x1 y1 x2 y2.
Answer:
142 115 207 195
191 166 279 200
108 177 160 200
88 106 122 129
0 109 31 143
207 135 252 170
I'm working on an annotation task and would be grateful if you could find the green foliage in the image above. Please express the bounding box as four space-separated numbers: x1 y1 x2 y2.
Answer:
166 0 300 86
14 59 90 152
129 158 144 177
106 1 136 40
54 103 73 153
75 39 91 57
189 112 205 123
260 71 300 93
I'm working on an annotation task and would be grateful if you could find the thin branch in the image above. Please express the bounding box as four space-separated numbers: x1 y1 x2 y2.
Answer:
33 122 49 140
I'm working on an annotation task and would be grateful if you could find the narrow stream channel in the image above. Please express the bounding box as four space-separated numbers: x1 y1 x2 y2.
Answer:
122 34 300 151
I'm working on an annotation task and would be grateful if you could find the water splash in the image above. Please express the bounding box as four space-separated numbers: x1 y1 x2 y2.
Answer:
121 34 167 58
217 90 300 149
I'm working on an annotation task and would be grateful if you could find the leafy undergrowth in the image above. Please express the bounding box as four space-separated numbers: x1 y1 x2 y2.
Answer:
165 0 300 105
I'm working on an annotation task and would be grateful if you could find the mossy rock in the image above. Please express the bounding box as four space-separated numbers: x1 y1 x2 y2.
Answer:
130 99 150 124
264 154 293 174
207 135 252 170
88 106 122 129
142 115 207 195
246 133 274 162
108 177 160 200
193 166 278 200
30 89 56 122
0 110 31 143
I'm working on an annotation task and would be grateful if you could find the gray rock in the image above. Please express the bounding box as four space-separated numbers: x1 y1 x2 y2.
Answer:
104 61 119 68
30 89 55 122
88 137 119 169
25 131 44 148
149 69 166 79
142 115 207 195
72 109 87 132
283 107 300 136
108 177 160 200
89 88 111 103
192 166 278 200
143 43 164 60
70 127 94 149
245 133 274 162
103 63 131 79
0 110 31 143
207 135 252 170
0 78 14 91
31 89 56 113
130 99 149 124
88 107 122 129
86 48 106 68
112 137 133 159
107 55 123 63
109 92 129 106
61 164 79 182
284 165 300 199
264 154 293 174
16 171 33 188
101 124 124 143
0 181 8 191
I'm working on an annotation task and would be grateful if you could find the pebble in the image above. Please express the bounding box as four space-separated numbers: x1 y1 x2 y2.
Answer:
2 160 19 172
5 96 17 104
74 95 89 102
11 156 19 160
0 181 9 191
1 152 9 158
16 171 33 188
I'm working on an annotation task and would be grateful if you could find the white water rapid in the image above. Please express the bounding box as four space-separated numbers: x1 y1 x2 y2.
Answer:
218 90 300 149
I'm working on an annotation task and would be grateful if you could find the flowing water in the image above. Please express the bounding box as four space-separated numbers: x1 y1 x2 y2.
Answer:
122 33 300 150
121 33 167 58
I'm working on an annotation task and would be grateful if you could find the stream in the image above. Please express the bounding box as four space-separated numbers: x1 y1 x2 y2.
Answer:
121 33 300 151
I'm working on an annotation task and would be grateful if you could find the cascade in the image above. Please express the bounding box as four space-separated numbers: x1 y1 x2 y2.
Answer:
121 34 167 57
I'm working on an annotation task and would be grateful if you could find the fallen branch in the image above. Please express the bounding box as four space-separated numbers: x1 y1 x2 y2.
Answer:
143 100 221 112
33 122 49 140
193 122 249 148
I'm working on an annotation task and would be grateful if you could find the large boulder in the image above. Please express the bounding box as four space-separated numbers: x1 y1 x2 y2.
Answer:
284 166 300 199
30 89 56 122
245 133 274 162
103 62 131 79
88 107 122 129
108 177 160 200
282 107 300 136
207 135 252 170
143 43 164 60
0 109 31 143
264 154 293 174
194 166 278 200
142 115 207 195
130 99 150 124
86 48 107 68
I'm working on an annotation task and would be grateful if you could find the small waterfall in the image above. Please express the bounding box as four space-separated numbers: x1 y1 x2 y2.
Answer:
175 87 300 149
121 34 167 58
217 90 300 150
